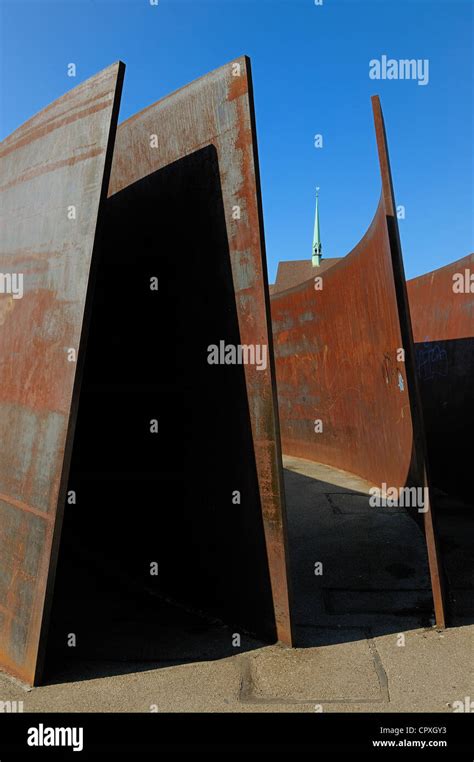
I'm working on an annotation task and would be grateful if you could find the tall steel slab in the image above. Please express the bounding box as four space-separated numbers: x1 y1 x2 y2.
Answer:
0 63 124 684
63 56 292 648
408 254 474 501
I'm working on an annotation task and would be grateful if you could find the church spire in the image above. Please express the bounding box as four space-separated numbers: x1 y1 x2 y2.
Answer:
312 186 322 267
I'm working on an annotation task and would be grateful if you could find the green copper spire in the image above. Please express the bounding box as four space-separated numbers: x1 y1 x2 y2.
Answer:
312 186 322 267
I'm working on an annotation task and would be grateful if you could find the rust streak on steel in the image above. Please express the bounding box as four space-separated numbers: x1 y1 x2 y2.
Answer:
408 253 474 502
270 96 445 627
0 493 55 521
0 62 124 685
108 56 293 646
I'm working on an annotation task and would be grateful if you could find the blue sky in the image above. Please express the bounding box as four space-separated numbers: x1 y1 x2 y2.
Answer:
1 0 472 281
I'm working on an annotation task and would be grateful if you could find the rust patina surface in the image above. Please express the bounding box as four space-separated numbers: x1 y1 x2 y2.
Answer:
0 63 124 684
408 254 474 501
103 56 293 646
270 97 445 626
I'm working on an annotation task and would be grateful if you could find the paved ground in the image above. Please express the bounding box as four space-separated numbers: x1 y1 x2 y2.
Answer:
1 456 472 712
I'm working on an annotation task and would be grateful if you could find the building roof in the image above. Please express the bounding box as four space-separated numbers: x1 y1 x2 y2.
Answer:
270 258 342 295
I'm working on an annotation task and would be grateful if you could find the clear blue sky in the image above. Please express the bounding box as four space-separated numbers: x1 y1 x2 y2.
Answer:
1 0 472 281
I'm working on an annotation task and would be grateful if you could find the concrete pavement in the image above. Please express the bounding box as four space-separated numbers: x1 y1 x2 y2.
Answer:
0 456 472 713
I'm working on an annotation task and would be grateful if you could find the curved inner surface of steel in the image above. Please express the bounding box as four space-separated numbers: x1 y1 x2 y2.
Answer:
408 253 474 501
53 56 293 650
271 97 445 627
271 197 413 488
0 63 125 685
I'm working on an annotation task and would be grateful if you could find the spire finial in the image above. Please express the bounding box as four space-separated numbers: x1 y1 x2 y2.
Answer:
312 186 322 267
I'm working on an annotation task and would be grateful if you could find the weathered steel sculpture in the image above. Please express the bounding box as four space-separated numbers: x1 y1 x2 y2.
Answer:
0 63 125 684
408 254 474 502
0 58 293 684
270 97 445 627
51 56 293 664
110 62 292 639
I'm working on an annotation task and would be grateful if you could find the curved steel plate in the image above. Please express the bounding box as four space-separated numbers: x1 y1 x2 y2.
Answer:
271 198 413 486
271 97 445 626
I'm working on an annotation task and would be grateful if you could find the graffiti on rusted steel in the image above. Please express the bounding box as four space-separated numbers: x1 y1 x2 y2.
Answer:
0 63 124 684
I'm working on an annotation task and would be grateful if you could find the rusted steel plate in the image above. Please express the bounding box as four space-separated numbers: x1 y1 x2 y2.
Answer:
372 98 445 626
271 200 412 485
0 63 124 684
270 96 445 626
67 56 291 647
408 253 474 501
